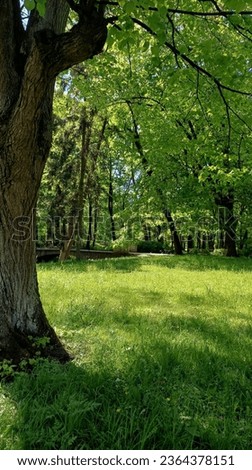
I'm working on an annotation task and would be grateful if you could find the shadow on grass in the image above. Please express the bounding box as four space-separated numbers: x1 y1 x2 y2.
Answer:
145 254 252 272
38 254 252 274
17 254 252 450
37 256 144 274
69 295 252 366
2 328 252 451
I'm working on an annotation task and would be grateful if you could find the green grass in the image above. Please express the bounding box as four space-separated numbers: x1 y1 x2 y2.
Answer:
1 254 252 449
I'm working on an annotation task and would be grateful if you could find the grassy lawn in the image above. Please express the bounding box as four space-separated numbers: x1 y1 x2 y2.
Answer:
1 255 252 450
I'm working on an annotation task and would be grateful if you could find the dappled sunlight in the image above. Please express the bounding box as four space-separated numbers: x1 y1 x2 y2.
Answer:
144 254 252 272
2 255 252 450
38 255 252 368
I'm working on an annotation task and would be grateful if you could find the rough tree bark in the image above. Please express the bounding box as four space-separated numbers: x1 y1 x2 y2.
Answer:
0 0 107 362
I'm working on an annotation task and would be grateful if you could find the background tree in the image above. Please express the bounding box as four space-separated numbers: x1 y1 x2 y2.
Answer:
69 8 252 255
1 0 251 362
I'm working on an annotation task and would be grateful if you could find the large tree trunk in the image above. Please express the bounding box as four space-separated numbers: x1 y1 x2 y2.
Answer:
0 78 70 362
0 0 107 362
0 211 67 362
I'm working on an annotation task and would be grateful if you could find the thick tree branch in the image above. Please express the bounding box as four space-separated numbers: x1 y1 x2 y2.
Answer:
166 8 252 17
0 0 25 116
97 0 252 17
35 10 107 78
5 1 107 185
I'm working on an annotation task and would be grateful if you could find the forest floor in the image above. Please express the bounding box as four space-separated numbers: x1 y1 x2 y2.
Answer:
1 254 252 450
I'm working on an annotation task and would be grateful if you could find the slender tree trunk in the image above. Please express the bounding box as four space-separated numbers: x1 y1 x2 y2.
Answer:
164 209 183 255
187 234 194 252
197 231 201 250
143 224 151 241
108 172 116 241
216 196 238 257
92 206 99 249
224 210 238 257
240 229 248 251
86 201 93 250
59 215 77 261
202 233 207 250
208 233 215 252
76 110 92 259
218 229 225 249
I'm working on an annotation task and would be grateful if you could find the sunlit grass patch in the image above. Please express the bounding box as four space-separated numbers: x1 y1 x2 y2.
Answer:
2 255 252 450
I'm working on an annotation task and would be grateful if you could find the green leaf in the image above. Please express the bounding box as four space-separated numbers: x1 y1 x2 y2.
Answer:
123 1 137 15
24 0 46 15
230 14 241 25
159 6 167 18
148 12 163 32
157 30 167 44
24 0 36 10
151 44 160 57
37 0 47 17
227 0 249 9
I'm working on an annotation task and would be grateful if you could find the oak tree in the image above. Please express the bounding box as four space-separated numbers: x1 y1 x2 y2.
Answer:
0 0 107 362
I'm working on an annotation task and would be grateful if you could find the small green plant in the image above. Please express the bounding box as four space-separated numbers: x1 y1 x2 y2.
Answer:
0 356 45 381
31 336 50 349
0 337 50 382
19 357 43 370
0 360 16 381
112 238 138 252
